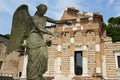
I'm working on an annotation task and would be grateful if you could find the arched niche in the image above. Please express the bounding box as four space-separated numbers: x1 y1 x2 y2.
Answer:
86 30 95 44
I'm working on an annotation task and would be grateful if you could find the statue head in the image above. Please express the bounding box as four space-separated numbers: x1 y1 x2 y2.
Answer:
36 4 47 16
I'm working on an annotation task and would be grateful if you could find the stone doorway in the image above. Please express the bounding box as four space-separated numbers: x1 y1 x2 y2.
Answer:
74 51 82 75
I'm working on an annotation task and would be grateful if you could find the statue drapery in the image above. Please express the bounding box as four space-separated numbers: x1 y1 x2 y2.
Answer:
7 4 71 80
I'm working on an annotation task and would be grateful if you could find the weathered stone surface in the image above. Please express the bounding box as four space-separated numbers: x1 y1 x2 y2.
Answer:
1 7 120 80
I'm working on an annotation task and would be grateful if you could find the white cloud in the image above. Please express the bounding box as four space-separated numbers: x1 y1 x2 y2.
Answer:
57 0 82 9
115 6 120 16
46 0 83 20
97 0 103 3
0 0 37 34
0 0 82 20
0 1 13 15
0 0 48 16
110 0 120 17
0 0 119 34
107 0 114 5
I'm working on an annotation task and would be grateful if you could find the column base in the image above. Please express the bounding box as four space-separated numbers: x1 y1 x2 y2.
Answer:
54 74 74 80
82 73 89 76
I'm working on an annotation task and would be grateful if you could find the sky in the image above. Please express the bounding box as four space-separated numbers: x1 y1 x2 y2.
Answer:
0 0 120 35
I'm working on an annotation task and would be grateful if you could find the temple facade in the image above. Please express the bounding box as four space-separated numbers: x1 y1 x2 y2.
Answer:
44 8 120 80
0 7 120 80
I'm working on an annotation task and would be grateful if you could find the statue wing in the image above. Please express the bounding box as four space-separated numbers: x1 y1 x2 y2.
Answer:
6 4 34 54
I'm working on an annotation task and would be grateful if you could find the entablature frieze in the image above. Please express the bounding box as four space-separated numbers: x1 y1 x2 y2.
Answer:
57 28 100 38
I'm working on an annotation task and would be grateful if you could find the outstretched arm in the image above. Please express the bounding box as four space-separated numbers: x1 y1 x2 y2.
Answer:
40 28 55 36
46 16 71 25
44 16 71 36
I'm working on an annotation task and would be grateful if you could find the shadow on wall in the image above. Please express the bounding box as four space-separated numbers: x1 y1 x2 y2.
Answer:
0 76 13 80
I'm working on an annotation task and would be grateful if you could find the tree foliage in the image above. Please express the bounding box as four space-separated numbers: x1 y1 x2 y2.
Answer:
3 34 10 39
106 16 120 42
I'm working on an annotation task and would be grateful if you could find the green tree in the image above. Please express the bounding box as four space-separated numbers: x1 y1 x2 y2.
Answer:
106 16 120 42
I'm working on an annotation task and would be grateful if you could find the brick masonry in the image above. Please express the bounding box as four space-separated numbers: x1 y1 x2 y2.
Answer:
0 7 120 80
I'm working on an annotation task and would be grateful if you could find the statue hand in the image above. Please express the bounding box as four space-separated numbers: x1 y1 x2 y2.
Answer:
66 21 72 25
52 33 58 37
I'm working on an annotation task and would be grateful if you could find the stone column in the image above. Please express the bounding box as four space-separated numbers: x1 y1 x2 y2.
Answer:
69 31 75 75
94 29 101 74
21 40 28 79
82 30 88 76
21 54 28 78
55 32 62 74
101 42 107 78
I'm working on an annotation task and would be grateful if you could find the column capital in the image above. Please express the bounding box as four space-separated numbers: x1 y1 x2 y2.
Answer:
82 30 87 45
70 43 74 56
83 51 87 57
94 29 100 35
81 30 87 36
58 32 63 38
57 51 62 57
69 31 76 37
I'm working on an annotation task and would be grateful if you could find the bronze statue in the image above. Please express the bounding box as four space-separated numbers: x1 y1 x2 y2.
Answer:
7 4 71 80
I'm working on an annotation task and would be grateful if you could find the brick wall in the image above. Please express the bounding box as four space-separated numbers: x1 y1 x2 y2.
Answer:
1 7 120 80
104 37 116 78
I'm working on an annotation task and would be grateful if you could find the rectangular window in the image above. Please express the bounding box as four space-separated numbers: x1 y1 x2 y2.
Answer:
74 51 82 75
115 52 120 69
117 56 120 68
0 61 3 69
